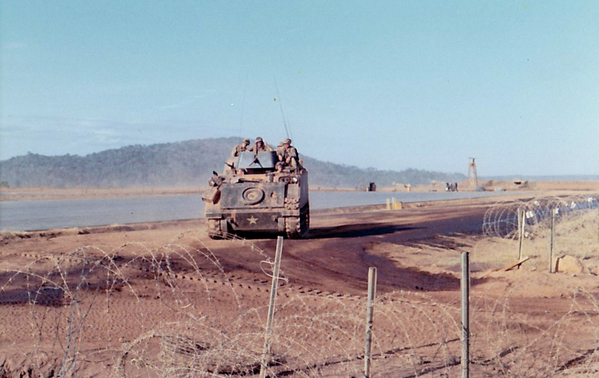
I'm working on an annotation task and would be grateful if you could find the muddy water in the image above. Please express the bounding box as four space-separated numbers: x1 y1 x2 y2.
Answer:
0 191 514 231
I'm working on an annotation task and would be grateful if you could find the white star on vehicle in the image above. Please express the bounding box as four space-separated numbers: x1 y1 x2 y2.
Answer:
247 216 258 225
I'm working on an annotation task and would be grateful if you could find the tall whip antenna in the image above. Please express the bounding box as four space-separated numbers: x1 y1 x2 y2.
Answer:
238 72 249 137
274 76 291 139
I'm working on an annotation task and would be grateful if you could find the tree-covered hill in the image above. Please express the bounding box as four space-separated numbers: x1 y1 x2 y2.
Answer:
0 137 465 188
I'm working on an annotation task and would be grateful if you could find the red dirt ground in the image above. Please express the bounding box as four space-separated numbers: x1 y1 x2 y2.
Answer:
1 191 599 377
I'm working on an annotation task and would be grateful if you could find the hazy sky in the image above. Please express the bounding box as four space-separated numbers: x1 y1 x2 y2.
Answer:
1 1 597 176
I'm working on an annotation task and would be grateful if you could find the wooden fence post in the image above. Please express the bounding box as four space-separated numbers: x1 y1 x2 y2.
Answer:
461 252 470 378
259 236 284 378
364 267 377 378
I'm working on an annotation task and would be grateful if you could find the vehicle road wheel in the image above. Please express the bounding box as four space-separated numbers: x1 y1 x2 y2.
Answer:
300 204 310 237
207 219 226 239
285 217 301 239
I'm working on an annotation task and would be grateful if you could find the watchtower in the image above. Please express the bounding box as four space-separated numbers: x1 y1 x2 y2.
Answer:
468 158 478 187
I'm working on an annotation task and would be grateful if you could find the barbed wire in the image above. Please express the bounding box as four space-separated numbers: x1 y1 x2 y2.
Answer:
483 194 599 239
3 207 599 377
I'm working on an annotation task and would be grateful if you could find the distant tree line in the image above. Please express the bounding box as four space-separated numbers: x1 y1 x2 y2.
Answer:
0 137 465 188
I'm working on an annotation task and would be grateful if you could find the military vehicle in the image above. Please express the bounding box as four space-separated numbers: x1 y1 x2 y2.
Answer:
203 151 309 239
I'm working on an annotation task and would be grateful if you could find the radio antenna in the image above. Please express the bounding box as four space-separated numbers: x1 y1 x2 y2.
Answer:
274 76 291 139
238 72 249 137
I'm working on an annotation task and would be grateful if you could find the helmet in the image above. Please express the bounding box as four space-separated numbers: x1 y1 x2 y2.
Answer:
255 137 263 142
243 138 250 144
283 138 291 145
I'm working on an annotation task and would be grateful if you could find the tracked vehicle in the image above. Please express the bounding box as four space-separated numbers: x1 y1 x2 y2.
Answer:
203 151 309 239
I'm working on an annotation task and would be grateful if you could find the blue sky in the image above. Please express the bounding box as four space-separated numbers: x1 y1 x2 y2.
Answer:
1 1 597 176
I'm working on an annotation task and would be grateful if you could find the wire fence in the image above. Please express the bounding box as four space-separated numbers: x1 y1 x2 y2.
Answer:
483 194 598 239
2 194 599 377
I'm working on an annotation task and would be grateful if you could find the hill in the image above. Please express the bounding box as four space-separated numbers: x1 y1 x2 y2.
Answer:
0 138 465 189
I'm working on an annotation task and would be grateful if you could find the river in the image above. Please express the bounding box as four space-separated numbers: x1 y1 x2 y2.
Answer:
0 190 514 231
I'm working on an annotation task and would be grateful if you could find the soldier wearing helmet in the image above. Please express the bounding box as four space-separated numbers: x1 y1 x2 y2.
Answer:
276 142 285 161
249 136 274 152
230 138 251 158
280 137 301 170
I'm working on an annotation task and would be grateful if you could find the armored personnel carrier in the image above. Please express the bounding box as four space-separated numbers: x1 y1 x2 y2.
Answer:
203 151 309 239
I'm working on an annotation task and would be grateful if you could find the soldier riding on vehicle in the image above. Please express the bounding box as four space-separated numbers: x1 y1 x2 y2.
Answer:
203 137 309 239
279 138 302 171
225 138 251 172
231 138 250 157
249 137 274 152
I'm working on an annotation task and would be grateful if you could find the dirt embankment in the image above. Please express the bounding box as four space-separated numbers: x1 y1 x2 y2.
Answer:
0 186 206 202
2 181 597 202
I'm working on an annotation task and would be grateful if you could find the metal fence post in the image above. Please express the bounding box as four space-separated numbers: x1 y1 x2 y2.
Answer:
461 252 470 378
517 208 524 261
364 267 377 378
259 236 284 378
549 209 556 273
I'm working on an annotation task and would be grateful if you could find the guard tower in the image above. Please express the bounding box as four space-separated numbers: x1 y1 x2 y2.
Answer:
468 158 478 187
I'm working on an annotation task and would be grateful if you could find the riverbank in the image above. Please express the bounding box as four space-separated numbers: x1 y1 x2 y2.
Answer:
1 180 596 202
0 186 204 201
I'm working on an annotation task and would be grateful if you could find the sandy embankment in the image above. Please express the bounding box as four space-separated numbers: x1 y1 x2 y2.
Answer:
0 186 205 201
1 180 596 202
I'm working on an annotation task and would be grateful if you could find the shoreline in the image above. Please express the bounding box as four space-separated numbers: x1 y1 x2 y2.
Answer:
0 193 521 238
1 181 597 202
0 190 589 235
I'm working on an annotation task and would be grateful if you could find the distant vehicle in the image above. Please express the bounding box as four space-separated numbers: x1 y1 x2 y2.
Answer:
203 151 309 239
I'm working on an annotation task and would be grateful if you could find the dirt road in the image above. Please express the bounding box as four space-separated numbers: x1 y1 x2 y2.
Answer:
230 202 490 295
